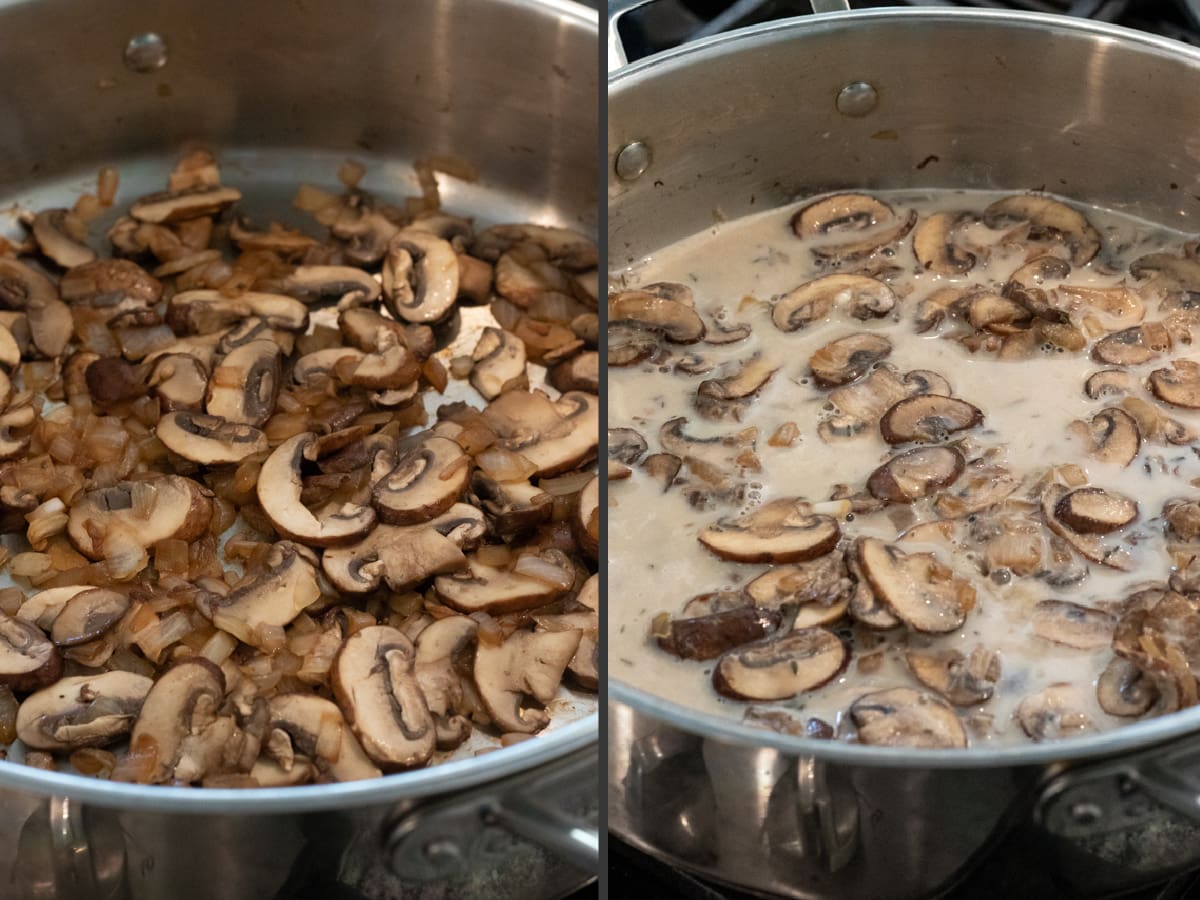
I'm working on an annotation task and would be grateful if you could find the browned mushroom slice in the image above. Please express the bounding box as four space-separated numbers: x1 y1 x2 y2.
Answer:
0 614 62 692
827 365 910 427
856 537 975 634
1041 484 1133 571
482 390 598 477
470 472 553 537
698 500 839 564
0 258 55 310
658 606 780 661
27 297 73 358
257 432 376 546
906 646 1000 707
1091 322 1171 366
1097 656 1159 717
1129 251 1200 289
1166 498 1200 541
745 552 852 626
332 626 436 770
1053 488 1138 534
966 293 1032 334
373 434 470 525
1003 255 1071 313
128 658 231 784
608 291 705 343
846 550 901 629
474 628 581 734
129 185 242 224
1017 684 1093 741
791 193 917 261
713 629 847 701
608 323 659 367
576 475 599 560
197 542 321 647
469 326 527 400
473 223 597 271
982 195 1101 265
16 671 153 751
772 275 896 332
414 616 477 750
808 333 892 388
867 446 965 504
913 211 975 275
1068 407 1141 467
266 694 381 782
156 411 269 465
902 370 953 397
879 395 982 444
49 589 130 647
1149 359 1200 409
381 230 459 324
31 209 96 268
1084 369 1139 400
168 290 308 334
1121 396 1196 446
322 504 485 593
204 340 280 428
434 554 570 614
276 265 382 307
549 350 599 395
696 356 779 419
147 353 208 412
1032 600 1116 650
850 687 967 748
67 475 213 560
913 287 965 334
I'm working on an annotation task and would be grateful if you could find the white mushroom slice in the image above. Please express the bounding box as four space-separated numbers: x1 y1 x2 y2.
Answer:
1084 369 1139 400
128 658 230 784
276 265 381 307
156 411 269 465
773 274 896 332
1150 359 1200 409
372 434 471 525
16 671 153 751
434 554 570 614
473 629 581 734
867 446 965 503
808 333 891 388
31 209 96 268
332 626 436 770
698 500 839 564
713 628 847 701
1068 407 1141 467
1017 683 1093 741
982 195 1101 265
205 340 281 427
168 290 308 334
790 193 917 261
1091 322 1171 367
913 211 975 275
855 537 975 634
198 542 321 647
266 694 381 782
129 185 242 223
49 589 130 647
1041 483 1133 571
482 390 598 477
608 291 705 343
322 504 486 593
1032 600 1116 649
880 395 982 444
1053 487 1138 534
1097 656 1159 717
67 475 213 560
257 433 376 546
850 687 967 749
381 230 459 324
470 326 527 400
414 616 478 750
905 647 1000 707
0 613 62 692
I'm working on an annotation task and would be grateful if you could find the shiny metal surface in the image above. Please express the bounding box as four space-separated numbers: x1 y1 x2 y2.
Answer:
0 0 599 897
609 9 1200 898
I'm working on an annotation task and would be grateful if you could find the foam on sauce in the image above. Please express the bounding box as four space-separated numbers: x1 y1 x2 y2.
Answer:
608 189 1200 747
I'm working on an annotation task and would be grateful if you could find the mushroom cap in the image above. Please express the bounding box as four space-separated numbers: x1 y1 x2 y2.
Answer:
879 395 983 444
32 209 96 269
808 333 892 388
435 554 570 615
156 410 269 465
16 671 153 751
257 432 376 546
128 657 227 784
60 259 163 306
713 628 848 701
1091 322 1171 367
372 434 471 526
855 537 975 634
276 265 382 307
473 629 581 734
470 472 553 538
148 353 209 412
332 626 436 770
659 606 781 661
0 258 56 310
266 694 381 782
168 289 308 334
1041 483 1133 571
67 475 213 559
1053 487 1138 535
698 500 839 565
0 612 62 692
850 687 967 748
201 541 321 647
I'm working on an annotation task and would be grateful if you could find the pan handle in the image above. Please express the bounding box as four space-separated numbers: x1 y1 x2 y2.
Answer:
608 0 851 72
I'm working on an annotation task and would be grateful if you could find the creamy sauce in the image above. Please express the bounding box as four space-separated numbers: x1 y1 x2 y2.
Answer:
608 189 1200 747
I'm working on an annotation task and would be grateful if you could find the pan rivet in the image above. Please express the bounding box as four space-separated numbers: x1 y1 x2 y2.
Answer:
124 33 169 73
1069 802 1103 826
836 81 878 117
615 141 651 181
422 837 463 871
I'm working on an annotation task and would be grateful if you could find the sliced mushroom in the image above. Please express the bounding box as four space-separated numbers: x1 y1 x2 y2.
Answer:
332 626 436 770
867 446 965 503
276 265 381 307
59 258 162 308
322 503 485 593
372 433 470 525
197 542 322 647
257 432 376 546
482 390 598 477
148 353 209 412
906 646 1000 707
156 411 269 465
1097 655 1159 717
913 287 965 334
791 193 917 261
1032 600 1116 650
1150 359 1200 409
1003 256 1072 318
1017 684 1093 741
1091 322 1171 366
266 694 381 782
880 395 982 444
470 326 527 399
1085 369 1139 400
537 608 598 691
856 537 975 634
31 209 96 268
745 553 851 627
0 613 62 692
1068 407 1141 467
713 628 847 701
27 297 74 358
658 606 780 661
575 475 599 560
470 472 553 537
548 351 599 395
229 217 318 258
129 185 242 224
773 275 896 332
608 291 705 343
67 475 213 560
913 211 975 275
435 554 570 614
1054 488 1138 534
473 628 581 734
204 340 280 427
1166 498 1200 541
168 290 308 334
16 671 153 751
1041 483 1133 571
846 550 901 629
696 356 779 418
698 500 839 564
808 333 892 388
473 224 597 271
382 230 459 324
983 195 1101 265
414 616 477 749
966 293 1031 334
850 687 967 748
1120 396 1196 446
0 258 55 310
50 589 130 647
128 658 230 784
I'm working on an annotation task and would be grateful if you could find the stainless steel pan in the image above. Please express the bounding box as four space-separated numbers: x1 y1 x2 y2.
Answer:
0 1 599 897
608 6 1200 898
